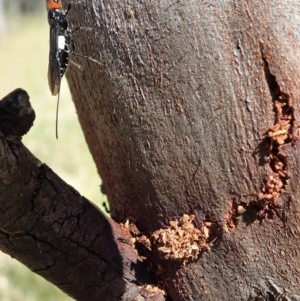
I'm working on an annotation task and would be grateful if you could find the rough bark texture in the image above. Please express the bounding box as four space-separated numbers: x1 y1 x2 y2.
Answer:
65 1 300 300
0 92 164 301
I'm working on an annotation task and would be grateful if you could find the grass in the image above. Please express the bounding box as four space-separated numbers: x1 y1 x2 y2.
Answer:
0 12 105 301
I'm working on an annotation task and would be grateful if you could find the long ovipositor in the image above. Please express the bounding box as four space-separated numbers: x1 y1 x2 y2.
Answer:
46 0 101 138
47 0 71 138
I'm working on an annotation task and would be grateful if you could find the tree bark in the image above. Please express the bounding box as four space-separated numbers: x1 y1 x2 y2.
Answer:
1 1 300 301
65 0 300 300
0 90 164 301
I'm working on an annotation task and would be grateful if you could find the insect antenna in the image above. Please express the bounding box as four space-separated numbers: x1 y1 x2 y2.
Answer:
69 58 83 70
72 52 103 67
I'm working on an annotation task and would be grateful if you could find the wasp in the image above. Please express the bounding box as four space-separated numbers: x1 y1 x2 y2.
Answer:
47 0 102 137
47 0 71 138
47 0 71 96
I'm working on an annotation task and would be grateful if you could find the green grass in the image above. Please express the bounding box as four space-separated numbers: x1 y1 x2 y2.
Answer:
0 12 105 301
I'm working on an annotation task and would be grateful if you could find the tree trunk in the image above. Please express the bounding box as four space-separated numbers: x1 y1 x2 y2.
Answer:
67 0 300 300
1 0 300 300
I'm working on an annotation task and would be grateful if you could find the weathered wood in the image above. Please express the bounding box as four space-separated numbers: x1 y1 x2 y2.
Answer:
0 89 35 137
0 90 164 301
66 1 300 300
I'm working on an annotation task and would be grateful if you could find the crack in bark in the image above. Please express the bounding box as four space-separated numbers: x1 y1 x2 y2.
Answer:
249 278 300 301
250 47 294 219
224 50 296 225
32 254 64 273
67 235 124 278
184 158 201 198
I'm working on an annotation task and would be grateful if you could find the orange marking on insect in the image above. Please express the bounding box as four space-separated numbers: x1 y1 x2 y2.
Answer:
47 0 63 10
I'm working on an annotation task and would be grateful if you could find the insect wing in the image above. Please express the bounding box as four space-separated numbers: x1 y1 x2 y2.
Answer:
48 25 61 96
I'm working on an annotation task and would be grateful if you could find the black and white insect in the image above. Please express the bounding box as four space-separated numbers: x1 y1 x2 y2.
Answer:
47 0 71 138
47 0 102 138
47 0 70 96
